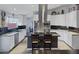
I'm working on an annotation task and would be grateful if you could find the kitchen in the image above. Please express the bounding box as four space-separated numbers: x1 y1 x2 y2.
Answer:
0 4 79 54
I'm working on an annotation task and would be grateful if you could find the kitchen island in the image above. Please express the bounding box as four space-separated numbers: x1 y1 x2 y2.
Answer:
28 32 59 53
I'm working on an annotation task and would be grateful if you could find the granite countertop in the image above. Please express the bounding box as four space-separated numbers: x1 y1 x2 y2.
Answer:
69 30 79 33
0 32 18 37
50 32 60 37
32 31 60 37
69 31 79 36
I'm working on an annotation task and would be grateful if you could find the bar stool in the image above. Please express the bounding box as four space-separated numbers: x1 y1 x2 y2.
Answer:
44 34 52 53
38 33 44 54
51 36 58 48
31 34 39 54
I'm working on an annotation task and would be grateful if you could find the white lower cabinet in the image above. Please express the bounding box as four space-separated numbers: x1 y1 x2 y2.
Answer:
71 35 79 49
54 30 79 49
0 35 14 52
0 29 26 53
19 29 26 42
50 30 69 41
0 32 19 53
19 32 23 42
50 30 72 47
66 32 79 49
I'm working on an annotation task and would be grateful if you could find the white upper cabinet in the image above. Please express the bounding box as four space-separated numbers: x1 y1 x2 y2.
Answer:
65 13 70 27
50 15 56 25
76 10 79 28
54 15 59 25
68 11 77 27
56 14 66 26
48 5 79 27
50 14 66 26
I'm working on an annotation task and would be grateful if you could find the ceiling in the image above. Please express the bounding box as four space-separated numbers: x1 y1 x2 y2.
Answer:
48 4 63 9
0 4 63 15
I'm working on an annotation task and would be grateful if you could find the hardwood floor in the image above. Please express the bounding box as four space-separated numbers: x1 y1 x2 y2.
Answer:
10 38 27 54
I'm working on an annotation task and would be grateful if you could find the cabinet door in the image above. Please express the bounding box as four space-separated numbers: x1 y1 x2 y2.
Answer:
51 15 66 26
56 14 66 26
65 13 69 27
72 36 79 49
22 29 26 37
77 10 79 27
19 30 25 42
54 15 58 25
50 15 56 25
0 36 14 52
8 36 15 50
19 32 22 42
68 11 77 27
67 32 73 47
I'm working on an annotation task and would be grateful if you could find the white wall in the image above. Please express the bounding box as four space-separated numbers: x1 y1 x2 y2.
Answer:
5 13 24 27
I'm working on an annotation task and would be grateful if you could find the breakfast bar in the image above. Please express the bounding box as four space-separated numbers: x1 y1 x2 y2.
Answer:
31 32 59 53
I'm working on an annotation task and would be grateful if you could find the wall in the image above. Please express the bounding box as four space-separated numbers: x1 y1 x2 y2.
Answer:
5 12 24 27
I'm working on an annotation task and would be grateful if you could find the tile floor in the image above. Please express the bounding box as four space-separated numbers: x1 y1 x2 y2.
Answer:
10 38 72 54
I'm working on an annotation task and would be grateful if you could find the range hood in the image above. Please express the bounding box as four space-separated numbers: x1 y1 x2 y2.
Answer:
37 4 50 33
